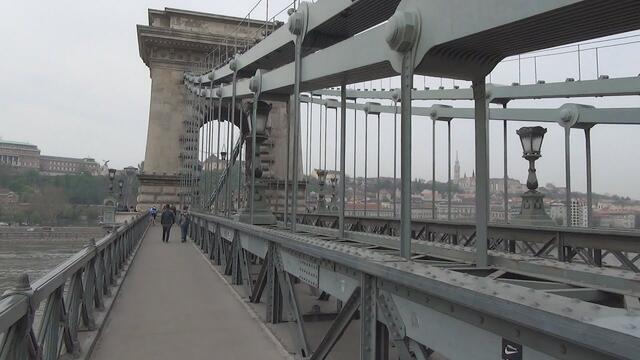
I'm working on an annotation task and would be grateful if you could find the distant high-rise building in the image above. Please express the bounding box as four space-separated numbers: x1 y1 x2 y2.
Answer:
454 151 460 184
547 199 589 227
570 198 589 227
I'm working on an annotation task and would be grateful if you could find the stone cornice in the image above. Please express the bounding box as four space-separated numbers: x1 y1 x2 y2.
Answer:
151 8 273 29
137 25 228 68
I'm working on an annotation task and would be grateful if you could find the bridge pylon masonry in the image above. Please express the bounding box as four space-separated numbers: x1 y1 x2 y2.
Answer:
136 8 305 212
135 8 268 211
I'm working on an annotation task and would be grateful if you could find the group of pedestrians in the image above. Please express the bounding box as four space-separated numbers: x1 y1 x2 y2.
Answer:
149 204 190 243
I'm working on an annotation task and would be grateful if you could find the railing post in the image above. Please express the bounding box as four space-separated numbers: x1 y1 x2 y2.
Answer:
63 269 84 356
0 274 40 360
82 239 98 331
231 231 243 285
266 242 283 323
96 247 108 307
361 273 383 359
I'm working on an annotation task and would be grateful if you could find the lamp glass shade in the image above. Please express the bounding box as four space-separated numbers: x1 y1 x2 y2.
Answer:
516 126 547 157
519 136 530 154
108 168 116 180
532 133 544 153
255 112 267 135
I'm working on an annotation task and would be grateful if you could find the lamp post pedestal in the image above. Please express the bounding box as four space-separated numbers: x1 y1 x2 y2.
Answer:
512 190 555 226
235 186 276 225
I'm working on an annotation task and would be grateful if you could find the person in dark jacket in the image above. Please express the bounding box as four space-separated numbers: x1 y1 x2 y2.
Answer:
160 204 175 243
179 206 190 243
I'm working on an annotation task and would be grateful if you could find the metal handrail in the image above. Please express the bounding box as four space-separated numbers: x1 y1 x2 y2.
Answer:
282 211 640 270
0 213 150 358
189 211 640 359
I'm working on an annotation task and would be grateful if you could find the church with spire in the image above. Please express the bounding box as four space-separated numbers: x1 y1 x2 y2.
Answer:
453 150 525 195
454 151 460 184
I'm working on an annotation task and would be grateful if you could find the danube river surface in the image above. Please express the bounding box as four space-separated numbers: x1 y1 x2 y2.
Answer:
0 228 105 293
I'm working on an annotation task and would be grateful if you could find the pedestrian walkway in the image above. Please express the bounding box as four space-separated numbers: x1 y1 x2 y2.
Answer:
91 224 289 359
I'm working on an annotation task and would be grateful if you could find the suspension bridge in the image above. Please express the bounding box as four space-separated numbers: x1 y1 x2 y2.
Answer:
2 1 640 359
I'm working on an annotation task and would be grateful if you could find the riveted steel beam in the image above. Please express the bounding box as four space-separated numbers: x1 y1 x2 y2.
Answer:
191 212 640 359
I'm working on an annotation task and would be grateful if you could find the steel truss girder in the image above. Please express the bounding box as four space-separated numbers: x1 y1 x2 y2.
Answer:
288 219 640 297
310 287 361 360
285 212 640 278
192 212 640 360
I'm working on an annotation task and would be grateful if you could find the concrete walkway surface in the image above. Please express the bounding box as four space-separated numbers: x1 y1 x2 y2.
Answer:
91 224 289 360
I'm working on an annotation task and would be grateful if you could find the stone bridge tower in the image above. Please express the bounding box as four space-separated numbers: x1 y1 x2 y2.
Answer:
135 8 267 210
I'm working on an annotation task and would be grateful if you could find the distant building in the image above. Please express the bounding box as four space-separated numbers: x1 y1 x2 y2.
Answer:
0 188 19 204
453 154 525 195
40 156 101 176
0 139 99 175
548 201 565 225
547 199 588 227
489 178 526 194
0 140 40 168
203 154 226 170
419 189 440 201
570 199 589 227
595 210 637 229
458 171 476 192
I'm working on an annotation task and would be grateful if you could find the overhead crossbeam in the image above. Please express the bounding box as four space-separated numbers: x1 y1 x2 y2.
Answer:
300 95 640 126
186 0 640 97
312 76 640 103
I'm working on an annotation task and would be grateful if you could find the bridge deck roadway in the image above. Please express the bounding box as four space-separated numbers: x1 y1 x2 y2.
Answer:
91 224 289 360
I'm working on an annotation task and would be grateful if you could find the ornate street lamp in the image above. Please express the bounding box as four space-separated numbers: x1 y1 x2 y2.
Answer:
118 179 125 210
235 100 276 225
108 168 116 193
316 169 328 213
103 168 118 227
513 126 555 225
108 168 117 181
517 126 546 190
329 176 338 211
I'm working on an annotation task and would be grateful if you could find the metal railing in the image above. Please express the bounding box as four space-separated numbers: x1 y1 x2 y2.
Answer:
283 212 640 271
188 211 640 359
0 214 150 359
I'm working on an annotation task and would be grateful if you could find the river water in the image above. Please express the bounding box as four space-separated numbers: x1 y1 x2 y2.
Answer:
0 229 105 293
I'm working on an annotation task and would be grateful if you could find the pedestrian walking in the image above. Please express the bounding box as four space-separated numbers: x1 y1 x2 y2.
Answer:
150 206 158 225
179 206 191 243
160 204 175 243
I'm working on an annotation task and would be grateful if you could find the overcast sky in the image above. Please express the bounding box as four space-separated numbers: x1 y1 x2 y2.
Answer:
1 1 639 199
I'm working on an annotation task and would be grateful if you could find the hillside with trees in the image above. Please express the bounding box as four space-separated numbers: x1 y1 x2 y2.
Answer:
0 166 122 225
